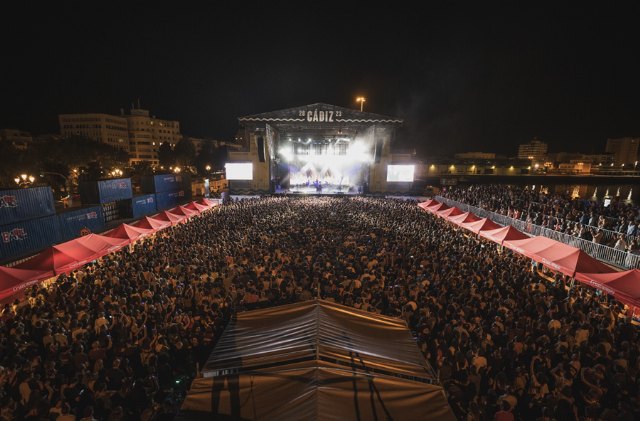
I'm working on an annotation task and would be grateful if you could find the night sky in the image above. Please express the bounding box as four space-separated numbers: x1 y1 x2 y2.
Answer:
2 3 639 157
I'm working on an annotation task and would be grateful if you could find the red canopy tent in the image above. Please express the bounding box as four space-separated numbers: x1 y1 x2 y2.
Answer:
198 198 219 208
503 236 559 258
424 200 440 210
0 266 52 302
184 201 209 213
417 199 437 210
461 218 502 234
575 269 640 308
544 247 613 277
478 225 530 245
64 234 126 255
427 203 450 214
170 206 199 218
133 216 171 231
150 211 186 226
43 235 128 273
104 223 154 243
504 236 614 277
448 212 482 226
436 207 464 219
14 247 82 275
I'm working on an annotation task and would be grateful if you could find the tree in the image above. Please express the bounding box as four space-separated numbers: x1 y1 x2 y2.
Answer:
0 135 129 188
131 160 154 176
195 140 215 174
158 142 175 167
211 145 229 169
174 138 196 167
33 135 129 169
0 142 36 187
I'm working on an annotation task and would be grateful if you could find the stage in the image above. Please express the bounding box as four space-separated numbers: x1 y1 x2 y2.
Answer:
274 184 363 195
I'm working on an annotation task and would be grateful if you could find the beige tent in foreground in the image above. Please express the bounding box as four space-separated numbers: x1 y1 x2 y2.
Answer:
178 299 455 421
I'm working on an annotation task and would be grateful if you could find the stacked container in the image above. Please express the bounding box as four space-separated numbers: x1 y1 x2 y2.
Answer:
79 178 133 222
0 187 60 263
131 194 157 219
57 206 105 241
141 174 192 211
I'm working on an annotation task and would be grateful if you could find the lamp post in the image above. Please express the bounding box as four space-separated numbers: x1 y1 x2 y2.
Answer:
14 173 36 188
356 97 366 112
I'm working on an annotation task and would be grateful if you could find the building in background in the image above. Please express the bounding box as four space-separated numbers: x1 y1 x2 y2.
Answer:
605 137 639 165
545 152 614 166
59 113 129 151
454 152 496 160
517 137 548 162
59 108 182 165
125 108 181 165
0 128 32 150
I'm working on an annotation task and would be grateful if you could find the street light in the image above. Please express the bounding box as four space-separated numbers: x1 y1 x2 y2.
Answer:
205 165 211 171
356 97 366 112
15 173 36 187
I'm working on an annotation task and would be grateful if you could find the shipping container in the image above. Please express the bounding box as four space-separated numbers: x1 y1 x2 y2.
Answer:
117 200 133 219
0 186 56 225
131 194 157 218
98 178 132 203
57 206 105 241
0 215 61 263
141 174 191 194
79 178 133 204
155 190 188 211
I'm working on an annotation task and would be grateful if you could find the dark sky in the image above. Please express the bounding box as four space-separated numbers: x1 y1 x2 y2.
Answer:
2 3 639 157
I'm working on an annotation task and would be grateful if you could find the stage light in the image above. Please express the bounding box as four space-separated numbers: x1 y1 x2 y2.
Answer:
279 147 294 162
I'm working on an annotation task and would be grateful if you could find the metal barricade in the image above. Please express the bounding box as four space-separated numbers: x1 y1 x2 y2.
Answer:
436 196 640 269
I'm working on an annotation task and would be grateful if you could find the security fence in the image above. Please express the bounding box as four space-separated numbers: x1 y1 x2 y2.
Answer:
435 196 640 270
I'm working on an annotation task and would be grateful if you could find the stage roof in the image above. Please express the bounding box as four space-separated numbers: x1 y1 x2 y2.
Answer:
179 299 454 421
238 103 404 124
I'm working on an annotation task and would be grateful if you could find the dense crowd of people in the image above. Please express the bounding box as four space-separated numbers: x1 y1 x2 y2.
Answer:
442 185 640 252
1 196 638 420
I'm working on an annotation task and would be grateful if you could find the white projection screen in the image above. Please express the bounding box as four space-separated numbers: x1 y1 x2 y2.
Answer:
225 163 253 180
386 165 415 182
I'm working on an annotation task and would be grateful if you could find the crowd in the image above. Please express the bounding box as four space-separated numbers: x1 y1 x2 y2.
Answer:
0 196 638 420
442 185 640 252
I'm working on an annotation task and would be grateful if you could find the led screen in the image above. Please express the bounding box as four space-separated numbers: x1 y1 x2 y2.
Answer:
225 163 253 180
386 165 415 182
